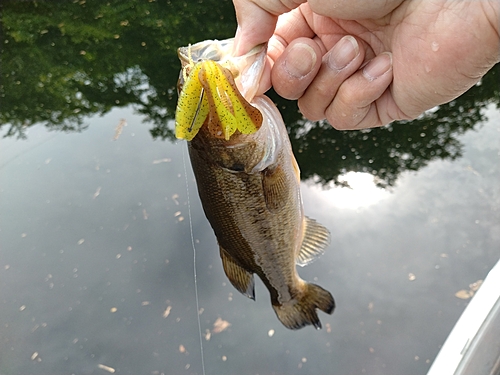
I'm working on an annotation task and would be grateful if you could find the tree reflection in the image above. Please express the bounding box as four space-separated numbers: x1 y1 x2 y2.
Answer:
1 0 235 137
1 0 499 187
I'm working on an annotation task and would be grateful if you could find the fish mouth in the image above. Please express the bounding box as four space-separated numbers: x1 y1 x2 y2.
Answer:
175 39 267 141
177 38 266 99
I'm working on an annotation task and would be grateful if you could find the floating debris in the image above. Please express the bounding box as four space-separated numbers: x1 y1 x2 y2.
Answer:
268 329 275 337
113 119 127 141
93 187 101 199
31 352 39 361
77 239 85 245
152 158 172 164
179 344 187 354
212 317 231 334
455 279 483 300
141 301 150 306
162 306 172 318
469 280 483 292
174 211 184 221
98 364 116 373
172 194 180 205
455 290 472 299
204 329 211 341
142 209 149 220
408 273 416 281
110 307 117 313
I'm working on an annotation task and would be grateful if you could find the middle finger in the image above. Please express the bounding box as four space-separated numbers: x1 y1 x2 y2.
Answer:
298 35 366 121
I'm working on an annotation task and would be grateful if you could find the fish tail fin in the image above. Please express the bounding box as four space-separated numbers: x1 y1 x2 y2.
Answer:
272 282 335 330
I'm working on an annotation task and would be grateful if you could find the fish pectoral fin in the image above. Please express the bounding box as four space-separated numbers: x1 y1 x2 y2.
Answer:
296 217 331 267
273 282 335 330
220 246 255 300
262 164 290 212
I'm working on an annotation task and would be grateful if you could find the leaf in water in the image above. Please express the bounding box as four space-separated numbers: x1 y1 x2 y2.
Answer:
113 119 127 140
97 364 115 373
469 280 483 292
212 317 231 333
92 187 101 199
204 329 211 341
152 158 171 164
162 306 172 318
455 290 472 299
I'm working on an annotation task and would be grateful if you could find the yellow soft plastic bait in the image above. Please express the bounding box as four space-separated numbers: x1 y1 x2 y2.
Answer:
175 60 262 141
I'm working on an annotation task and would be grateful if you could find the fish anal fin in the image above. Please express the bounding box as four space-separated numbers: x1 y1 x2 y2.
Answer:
296 217 331 267
262 165 290 212
273 282 335 330
220 246 255 300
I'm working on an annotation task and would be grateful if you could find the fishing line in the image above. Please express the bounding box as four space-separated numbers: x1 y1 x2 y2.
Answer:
181 142 206 375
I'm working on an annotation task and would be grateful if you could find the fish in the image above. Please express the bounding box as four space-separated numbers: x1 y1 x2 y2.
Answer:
175 38 335 330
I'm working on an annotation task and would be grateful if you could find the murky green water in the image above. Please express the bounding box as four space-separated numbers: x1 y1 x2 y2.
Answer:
1 1 499 374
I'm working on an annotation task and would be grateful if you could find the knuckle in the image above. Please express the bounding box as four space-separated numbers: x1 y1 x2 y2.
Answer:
297 98 325 121
337 83 361 107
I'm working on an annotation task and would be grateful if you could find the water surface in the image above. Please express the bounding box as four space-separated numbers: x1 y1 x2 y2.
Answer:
1 1 499 374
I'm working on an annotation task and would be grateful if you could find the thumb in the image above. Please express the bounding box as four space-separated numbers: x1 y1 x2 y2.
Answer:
233 0 278 56
233 0 309 56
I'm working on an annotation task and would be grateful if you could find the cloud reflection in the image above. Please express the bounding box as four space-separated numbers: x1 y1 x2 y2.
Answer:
303 172 391 210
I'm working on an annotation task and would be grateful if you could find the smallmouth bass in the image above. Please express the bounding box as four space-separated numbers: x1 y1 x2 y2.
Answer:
175 39 335 330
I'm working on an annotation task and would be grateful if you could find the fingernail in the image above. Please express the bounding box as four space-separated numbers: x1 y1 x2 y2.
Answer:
328 35 359 70
284 43 317 78
363 52 392 81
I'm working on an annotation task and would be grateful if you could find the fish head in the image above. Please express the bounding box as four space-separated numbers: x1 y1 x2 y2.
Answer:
175 39 266 141
177 38 266 100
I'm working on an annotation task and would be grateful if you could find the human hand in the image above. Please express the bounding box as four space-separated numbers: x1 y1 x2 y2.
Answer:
233 0 500 130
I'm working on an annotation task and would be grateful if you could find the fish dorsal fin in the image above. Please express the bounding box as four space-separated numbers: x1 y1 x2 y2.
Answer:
262 164 290 212
296 217 331 267
220 246 255 300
